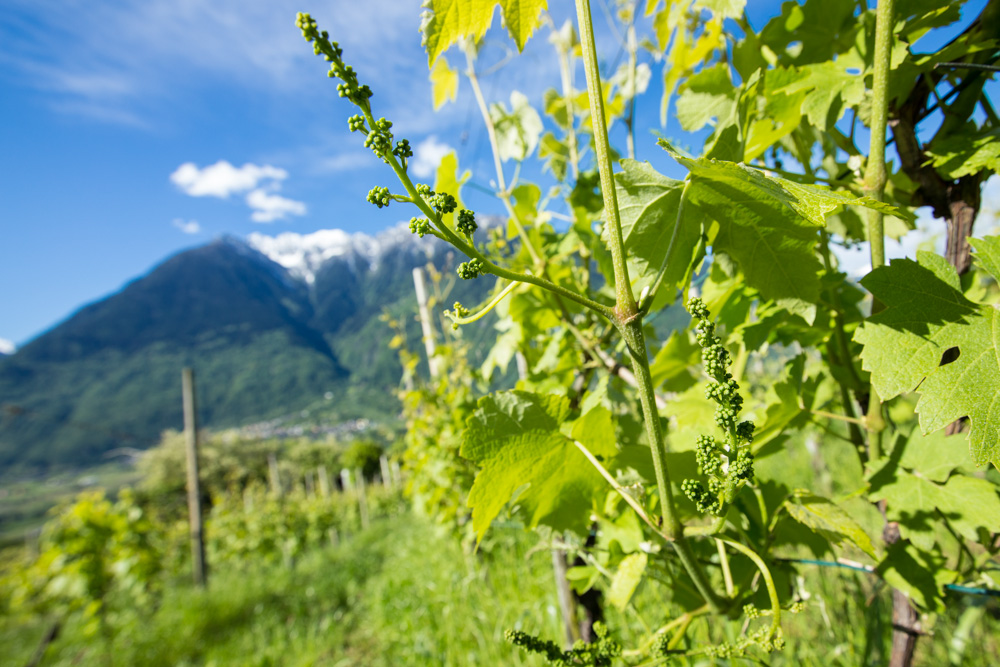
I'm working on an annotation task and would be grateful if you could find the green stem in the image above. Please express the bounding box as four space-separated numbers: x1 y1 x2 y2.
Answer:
863 0 893 276
716 539 735 597
717 537 782 640
862 0 895 460
369 113 612 318
575 0 636 316
576 0 722 613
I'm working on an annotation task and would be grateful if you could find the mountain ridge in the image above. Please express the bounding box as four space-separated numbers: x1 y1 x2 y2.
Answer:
0 224 491 473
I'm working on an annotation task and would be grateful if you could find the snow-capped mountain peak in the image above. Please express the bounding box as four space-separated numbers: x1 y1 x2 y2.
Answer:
247 223 435 284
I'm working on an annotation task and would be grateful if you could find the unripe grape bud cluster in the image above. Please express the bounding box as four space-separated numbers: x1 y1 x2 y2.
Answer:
457 209 477 237
681 298 756 516
457 259 484 280
430 192 457 215
367 186 391 208
409 217 431 237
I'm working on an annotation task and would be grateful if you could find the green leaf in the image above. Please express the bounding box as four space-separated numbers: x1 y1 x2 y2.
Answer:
972 235 1000 280
877 541 957 612
429 57 459 110
924 127 1000 179
461 392 616 543
612 159 702 298
854 243 1000 467
420 0 547 66
490 91 543 162
693 0 746 20
649 330 700 393
868 464 1000 551
784 492 878 559
661 144 899 322
744 67 805 162
675 63 737 132
893 428 968 483
771 62 866 127
606 552 647 611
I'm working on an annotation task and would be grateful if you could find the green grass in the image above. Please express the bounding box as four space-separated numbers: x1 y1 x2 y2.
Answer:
1 516 559 667
2 512 997 666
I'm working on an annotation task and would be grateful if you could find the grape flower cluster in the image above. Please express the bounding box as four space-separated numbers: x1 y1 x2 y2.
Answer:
505 622 621 666
682 298 756 515
297 12 492 321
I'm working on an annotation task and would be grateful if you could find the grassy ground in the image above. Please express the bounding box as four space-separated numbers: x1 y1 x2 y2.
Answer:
2 513 997 666
1 517 561 667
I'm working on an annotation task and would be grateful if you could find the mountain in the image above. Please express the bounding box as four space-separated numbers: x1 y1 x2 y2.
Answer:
0 225 490 473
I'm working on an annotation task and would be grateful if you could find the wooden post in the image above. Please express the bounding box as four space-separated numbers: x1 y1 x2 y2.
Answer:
182 368 207 587
268 452 283 497
552 549 580 646
340 468 352 492
355 467 369 530
318 465 331 498
379 455 392 489
412 267 440 379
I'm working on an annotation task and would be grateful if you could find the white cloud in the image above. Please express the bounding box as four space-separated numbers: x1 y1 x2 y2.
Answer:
246 189 307 223
172 218 202 234
316 151 374 173
0 338 15 355
410 135 451 178
170 161 287 198
170 159 306 222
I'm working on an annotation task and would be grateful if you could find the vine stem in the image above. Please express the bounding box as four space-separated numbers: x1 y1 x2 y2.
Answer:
862 0 894 461
716 537 781 640
574 0 636 316
365 111 612 318
575 0 723 614
573 439 669 542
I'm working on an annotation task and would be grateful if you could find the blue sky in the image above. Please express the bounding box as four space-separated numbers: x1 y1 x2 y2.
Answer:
0 0 993 350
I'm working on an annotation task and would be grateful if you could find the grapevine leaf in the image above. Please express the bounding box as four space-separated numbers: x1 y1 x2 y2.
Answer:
429 57 459 110
972 235 1000 279
606 552 647 612
876 541 957 612
661 143 899 322
649 330 699 392
744 68 805 162
771 62 867 127
496 0 548 52
893 428 965 483
924 127 1000 179
462 392 617 543
869 466 1000 551
420 0 547 66
854 242 1000 467
612 159 703 297
490 91 543 163
784 492 878 559
675 63 736 132
693 0 746 20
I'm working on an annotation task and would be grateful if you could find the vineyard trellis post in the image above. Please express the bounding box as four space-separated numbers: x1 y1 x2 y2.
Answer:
181 367 207 588
268 452 283 497
412 266 440 379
